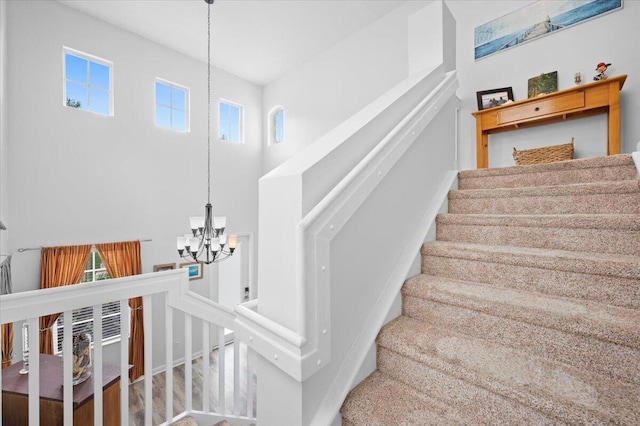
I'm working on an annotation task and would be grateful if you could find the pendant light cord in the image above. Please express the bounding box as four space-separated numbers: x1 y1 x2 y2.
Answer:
207 2 212 205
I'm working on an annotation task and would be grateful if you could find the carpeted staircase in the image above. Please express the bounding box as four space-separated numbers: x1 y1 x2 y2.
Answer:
341 154 640 425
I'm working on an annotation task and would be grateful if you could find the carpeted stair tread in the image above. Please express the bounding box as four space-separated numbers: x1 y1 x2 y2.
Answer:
436 213 640 255
340 370 468 425
403 274 640 349
402 293 640 385
448 180 640 215
377 316 639 425
458 154 636 190
421 241 640 309
422 241 640 280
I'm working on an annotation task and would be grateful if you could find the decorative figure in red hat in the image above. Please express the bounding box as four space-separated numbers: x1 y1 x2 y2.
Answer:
594 62 611 81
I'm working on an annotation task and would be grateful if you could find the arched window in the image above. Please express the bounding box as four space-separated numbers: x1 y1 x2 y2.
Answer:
269 106 284 145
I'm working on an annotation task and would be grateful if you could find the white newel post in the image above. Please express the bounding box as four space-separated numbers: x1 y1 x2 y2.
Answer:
257 173 306 424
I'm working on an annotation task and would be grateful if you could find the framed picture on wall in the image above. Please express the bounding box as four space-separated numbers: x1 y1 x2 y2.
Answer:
474 0 623 60
476 87 514 110
180 262 204 280
153 263 175 272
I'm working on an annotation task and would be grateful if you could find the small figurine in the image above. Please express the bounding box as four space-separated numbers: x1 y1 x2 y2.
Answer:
574 72 582 85
594 62 611 81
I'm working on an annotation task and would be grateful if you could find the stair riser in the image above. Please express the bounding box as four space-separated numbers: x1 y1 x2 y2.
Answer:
436 223 640 256
448 192 640 215
377 347 567 425
421 254 639 310
402 295 640 386
458 165 638 190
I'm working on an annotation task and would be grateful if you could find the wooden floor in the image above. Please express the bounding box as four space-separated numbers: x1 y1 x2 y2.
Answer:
129 342 257 425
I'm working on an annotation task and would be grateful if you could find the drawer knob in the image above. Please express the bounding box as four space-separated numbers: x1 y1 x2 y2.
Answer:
534 107 540 112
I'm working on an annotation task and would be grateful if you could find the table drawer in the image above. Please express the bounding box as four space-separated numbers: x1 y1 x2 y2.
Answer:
497 91 585 124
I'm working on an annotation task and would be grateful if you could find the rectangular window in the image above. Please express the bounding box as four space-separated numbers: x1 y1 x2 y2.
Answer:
219 100 243 143
155 79 189 132
63 48 112 116
53 250 124 353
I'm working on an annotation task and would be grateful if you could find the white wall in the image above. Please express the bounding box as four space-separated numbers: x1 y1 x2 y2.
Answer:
261 1 436 175
5 0 262 368
0 0 8 256
446 0 640 170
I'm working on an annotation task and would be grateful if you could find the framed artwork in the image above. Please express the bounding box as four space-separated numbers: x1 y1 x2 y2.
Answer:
474 0 623 60
528 71 558 98
180 262 203 280
153 263 175 272
476 87 514 110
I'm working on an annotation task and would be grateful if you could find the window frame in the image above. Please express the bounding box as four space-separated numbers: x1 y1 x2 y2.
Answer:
218 99 244 144
52 249 126 354
155 78 190 132
268 106 285 146
62 47 114 116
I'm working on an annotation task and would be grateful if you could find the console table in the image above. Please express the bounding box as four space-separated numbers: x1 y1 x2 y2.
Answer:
2 354 121 425
471 74 626 168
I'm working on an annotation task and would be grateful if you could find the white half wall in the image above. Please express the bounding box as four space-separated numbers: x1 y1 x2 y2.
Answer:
446 0 640 169
5 0 262 369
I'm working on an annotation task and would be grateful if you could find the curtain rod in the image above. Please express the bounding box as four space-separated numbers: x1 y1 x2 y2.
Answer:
17 239 153 253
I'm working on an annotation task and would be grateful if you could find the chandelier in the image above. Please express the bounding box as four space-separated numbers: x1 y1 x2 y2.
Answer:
177 0 236 264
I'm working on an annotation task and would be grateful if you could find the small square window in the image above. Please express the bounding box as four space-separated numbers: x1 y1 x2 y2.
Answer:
63 48 112 116
219 100 243 143
155 79 189 132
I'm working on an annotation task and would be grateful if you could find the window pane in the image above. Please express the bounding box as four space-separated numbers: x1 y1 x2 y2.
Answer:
172 87 186 111
82 271 93 283
172 110 186 131
94 253 103 269
65 53 87 83
66 82 88 110
156 105 171 128
85 252 94 270
230 105 240 126
90 88 110 115
156 82 171 107
95 270 110 281
219 102 229 139
89 61 110 90
230 125 239 143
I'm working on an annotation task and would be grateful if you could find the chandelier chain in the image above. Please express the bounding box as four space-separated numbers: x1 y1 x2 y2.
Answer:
207 2 212 204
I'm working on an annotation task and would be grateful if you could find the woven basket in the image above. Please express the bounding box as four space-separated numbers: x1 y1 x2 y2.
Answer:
513 138 574 166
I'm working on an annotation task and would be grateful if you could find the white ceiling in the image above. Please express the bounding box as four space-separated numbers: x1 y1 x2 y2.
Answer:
58 0 406 86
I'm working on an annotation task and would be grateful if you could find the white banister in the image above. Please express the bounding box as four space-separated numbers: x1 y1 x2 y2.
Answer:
93 304 104 426
62 310 73 426
233 339 240 416
165 302 173 424
28 316 39 426
185 313 193 411
1 269 257 425
218 326 225 414
143 294 153 426
202 321 211 413
120 299 130 426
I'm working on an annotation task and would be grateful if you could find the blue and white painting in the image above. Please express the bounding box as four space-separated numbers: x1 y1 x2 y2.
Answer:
475 0 623 60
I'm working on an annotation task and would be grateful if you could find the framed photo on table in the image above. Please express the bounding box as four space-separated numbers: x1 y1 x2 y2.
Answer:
476 87 514 110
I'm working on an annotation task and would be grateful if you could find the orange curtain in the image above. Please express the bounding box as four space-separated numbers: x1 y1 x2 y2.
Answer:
39 245 91 354
96 240 143 381
1 324 13 368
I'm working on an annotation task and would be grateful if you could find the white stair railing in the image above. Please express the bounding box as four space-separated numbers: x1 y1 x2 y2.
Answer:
0 269 257 426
